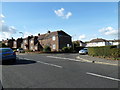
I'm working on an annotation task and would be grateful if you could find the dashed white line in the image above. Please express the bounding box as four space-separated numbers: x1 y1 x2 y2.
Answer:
19 57 63 68
47 56 81 62
37 61 63 68
86 72 120 82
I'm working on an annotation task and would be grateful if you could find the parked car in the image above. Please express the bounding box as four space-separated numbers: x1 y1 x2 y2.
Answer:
0 48 16 63
17 48 25 53
79 48 88 55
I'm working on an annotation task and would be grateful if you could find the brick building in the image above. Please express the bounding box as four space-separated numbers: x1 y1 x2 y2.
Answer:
13 38 23 49
29 36 41 51
38 30 72 51
21 36 33 50
2 38 15 48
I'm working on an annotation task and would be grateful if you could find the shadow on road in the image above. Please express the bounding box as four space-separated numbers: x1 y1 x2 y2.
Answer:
2 59 36 65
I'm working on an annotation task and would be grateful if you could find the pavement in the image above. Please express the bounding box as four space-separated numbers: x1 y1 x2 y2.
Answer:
76 55 118 66
1 53 119 88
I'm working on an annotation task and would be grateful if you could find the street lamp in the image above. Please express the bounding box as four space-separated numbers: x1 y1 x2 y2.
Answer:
19 32 24 38
72 34 76 52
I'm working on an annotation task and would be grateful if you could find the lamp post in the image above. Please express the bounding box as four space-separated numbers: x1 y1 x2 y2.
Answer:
72 34 76 52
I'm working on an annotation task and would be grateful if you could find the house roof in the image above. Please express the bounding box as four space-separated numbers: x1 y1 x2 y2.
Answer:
90 38 108 43
108 39 120 42
38 30 71 40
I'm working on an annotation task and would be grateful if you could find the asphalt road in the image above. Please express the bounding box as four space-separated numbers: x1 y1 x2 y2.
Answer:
1 53 119 88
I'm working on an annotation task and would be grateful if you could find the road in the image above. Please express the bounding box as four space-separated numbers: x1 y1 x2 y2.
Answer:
1 53 119 88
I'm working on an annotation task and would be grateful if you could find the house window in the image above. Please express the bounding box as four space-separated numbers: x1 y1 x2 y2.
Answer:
31 40 33 43
31 46 33 50
14 42 16 44
67 44 70 47
35 46 37 50
24 46 26 49
52 36 56 41
24 40 27 43
53 44 56 49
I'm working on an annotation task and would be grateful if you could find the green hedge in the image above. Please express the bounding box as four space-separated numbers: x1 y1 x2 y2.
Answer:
62 47 72 53
88 46 120 58
43 45 51 52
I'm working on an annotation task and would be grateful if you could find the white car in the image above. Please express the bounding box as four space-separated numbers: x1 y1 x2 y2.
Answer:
17 48 25 53
79 48 88 55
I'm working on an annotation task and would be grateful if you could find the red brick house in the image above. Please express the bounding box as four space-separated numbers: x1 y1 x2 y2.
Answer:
2 38 15 48
13 38 23 49
38 30 72 51
29 36 41 51
21 36 33 51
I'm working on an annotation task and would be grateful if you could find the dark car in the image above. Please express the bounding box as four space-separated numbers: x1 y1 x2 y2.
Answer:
0 48 16 63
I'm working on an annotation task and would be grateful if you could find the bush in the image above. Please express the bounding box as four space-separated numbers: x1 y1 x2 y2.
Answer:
43 46 51 52
88 45 120 58
0 43 8 48
62 47 72 53
25 50 33 52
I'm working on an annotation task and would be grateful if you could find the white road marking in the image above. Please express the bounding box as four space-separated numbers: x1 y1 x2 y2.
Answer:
19 57 63 68
47 56 81 62
86 72 120 82
37 61 63 68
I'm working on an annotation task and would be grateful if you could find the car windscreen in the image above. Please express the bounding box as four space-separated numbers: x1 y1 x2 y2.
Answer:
19 48 23 50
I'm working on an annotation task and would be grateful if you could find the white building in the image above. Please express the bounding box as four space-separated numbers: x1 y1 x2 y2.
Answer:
85 38 120 47
86 38 109 47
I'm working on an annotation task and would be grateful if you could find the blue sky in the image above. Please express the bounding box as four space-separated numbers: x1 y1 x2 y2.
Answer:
1 2 118 41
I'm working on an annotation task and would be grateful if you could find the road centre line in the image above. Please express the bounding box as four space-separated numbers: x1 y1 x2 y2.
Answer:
86 72 120 82
47 56 80 61
37 61 63 68
19 57 63 68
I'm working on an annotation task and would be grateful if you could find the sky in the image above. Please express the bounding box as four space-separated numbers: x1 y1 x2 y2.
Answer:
0 2 118 41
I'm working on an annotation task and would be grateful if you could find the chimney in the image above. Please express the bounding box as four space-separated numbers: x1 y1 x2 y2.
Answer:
11 37 14 40
48 31 50 33
38 33 40 36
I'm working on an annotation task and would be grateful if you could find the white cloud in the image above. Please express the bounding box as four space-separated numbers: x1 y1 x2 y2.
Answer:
0 14 5 18
99 27 118 35
54 8 64 17
65 12 72 19
0 24 17 40
79 34 86 40
54 8 72 19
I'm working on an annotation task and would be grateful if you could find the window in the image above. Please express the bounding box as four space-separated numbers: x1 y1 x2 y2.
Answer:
53 44 56 49
35 46 37 50
31 46 33 49
31 40 33 43
14 42 16 44
24 46 26 49
67 44 70 47
52 36 56 41
24 40 27 43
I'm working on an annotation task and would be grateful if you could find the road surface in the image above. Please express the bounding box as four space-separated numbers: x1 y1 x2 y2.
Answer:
1 53 119 88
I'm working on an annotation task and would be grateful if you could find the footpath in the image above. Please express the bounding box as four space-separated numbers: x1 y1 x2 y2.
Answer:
76 55 119 66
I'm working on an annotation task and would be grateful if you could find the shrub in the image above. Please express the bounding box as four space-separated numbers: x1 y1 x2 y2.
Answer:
43 46 51 52
0 43 8 48
88 45 120 58
25 50 33 52
62 47 72 53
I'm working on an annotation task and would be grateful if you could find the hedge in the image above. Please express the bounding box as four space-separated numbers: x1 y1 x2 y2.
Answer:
62 47 72 53
43 45 51 52
88 45 120 58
